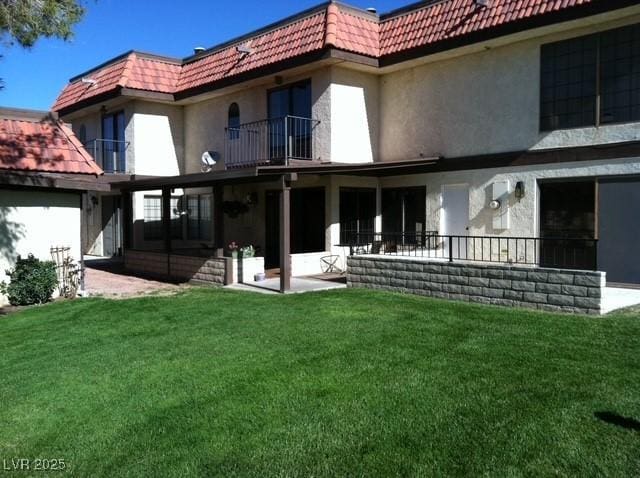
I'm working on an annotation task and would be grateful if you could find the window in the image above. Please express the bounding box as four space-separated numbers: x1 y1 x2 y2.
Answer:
78 124 87 144
291 188 325 253
600 24 640 124
228 103 240 140
540 23 640 131
339 188 376 244
382 187 426 235
540 34 597 130
143 195 184 241
187 194 212 241
143 196 162 241
268 80 312 160
101 111 126 172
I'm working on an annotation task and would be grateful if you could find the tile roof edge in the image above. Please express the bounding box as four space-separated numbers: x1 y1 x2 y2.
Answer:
182 1 333 63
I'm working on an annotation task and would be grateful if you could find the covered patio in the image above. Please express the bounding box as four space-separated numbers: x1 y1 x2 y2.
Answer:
111 158 439 293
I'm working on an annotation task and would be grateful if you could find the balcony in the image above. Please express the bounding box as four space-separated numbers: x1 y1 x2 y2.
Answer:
84 139 130 174
224 116 320 169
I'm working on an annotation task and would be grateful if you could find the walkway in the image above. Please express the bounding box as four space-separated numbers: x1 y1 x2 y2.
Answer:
83 257 182 298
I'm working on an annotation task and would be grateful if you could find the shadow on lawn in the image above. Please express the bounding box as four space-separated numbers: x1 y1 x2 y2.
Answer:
595 412 640 431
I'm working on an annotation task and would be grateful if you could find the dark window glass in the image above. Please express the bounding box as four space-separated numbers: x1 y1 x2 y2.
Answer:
382 187 426 238
267 80 312 160
600 23 640 124
228 103 240 140
143 196 184 241
187 194 212 241
540 34 597 131
339 188 376 244
78 124 87 144
101 111 126 172
540 23 640 130
291 188 325 253
143 196 162 241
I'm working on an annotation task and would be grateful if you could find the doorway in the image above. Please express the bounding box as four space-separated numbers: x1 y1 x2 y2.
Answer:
598 177 640 284
442 185 469 258
265 191 280 269
101 196 122 257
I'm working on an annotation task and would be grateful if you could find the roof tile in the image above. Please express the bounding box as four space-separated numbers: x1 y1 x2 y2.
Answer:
53 0 606 111
0 117 103 175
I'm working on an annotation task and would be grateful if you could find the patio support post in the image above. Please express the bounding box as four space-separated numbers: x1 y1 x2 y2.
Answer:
279 176 291 293
162 187 172 254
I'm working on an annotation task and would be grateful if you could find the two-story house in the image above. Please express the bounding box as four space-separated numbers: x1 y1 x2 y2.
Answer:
52 0 640 297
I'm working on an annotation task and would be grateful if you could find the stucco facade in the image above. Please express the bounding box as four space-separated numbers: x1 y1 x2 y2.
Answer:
0 189 82 305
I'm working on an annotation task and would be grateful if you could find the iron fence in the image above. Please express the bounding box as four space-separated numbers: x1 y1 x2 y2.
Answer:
225 115 320 168
344 232 598 271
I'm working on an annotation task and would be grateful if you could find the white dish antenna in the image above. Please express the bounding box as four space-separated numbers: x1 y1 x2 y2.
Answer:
201 151 219 173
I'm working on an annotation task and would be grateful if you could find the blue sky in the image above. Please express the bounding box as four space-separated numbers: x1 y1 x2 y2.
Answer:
0 0 406 111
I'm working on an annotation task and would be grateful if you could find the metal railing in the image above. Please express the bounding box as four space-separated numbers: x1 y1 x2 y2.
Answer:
84 139 129 174
344 232 598 271
224 115 320 168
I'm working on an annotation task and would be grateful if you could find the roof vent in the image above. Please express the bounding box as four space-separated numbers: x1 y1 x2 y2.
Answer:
236 44 254 55
475 0 490 7
366 7 377 13
193 46 206 55
81 77 97 86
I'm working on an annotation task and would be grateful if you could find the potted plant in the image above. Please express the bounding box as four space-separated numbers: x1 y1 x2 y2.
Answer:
228 241 239 258
240 245 255 258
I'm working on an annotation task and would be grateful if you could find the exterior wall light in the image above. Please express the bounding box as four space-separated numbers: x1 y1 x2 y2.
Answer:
515 181 525 200
489 200 501 210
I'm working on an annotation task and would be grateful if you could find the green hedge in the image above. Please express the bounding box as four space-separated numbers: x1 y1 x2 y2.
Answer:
1 254 58 306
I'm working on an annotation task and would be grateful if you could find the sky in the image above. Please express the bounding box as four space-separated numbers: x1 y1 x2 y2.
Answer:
0 0 407 111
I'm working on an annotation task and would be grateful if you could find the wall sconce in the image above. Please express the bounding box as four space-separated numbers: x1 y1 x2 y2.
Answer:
515 181 525 200
90 195 99 207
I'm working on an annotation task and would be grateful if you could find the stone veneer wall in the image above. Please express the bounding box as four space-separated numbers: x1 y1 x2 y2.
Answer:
347 256 605 315
124 250 230 285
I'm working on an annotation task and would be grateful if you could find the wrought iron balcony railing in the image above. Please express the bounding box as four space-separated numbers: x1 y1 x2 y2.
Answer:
84 139 130 174
224 115 320 169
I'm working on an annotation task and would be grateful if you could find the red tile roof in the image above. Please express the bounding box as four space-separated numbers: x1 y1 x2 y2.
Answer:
379 0 598 56
177 9 327 93
0 116 103 175
53 0 616 112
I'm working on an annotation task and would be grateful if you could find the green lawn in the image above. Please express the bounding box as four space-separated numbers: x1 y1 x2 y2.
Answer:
1 288 639 477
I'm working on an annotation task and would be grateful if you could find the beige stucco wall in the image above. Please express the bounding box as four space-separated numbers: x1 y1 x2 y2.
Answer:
380 157 640 239
330 67 379 164
131 101 185 176
379 14 640 161
183 68 334 172
0 189 81 305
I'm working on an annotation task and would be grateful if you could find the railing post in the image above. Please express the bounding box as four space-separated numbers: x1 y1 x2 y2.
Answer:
448 236 453 262
284 116 289 166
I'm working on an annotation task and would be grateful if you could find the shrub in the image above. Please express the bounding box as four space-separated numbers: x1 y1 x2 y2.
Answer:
0 254 58 306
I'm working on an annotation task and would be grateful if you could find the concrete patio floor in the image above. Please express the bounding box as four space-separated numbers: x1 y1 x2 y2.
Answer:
602 287 640 314
226 277 347 294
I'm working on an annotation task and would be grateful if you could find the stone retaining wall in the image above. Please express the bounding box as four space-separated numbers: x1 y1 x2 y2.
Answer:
347 256 605 315
124 250 230 286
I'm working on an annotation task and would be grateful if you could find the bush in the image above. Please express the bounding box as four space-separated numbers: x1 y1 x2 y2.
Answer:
0 254 58 306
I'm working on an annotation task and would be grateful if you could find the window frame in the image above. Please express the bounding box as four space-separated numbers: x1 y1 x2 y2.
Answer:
539 22 640 132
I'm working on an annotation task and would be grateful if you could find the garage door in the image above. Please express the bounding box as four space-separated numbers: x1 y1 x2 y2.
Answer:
598 178 640 285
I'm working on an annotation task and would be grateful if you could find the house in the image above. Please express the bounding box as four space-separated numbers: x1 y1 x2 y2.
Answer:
0 107 105 304
51 0 640 311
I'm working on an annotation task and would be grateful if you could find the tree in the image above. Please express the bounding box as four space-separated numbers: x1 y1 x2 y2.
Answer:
0 0 85 48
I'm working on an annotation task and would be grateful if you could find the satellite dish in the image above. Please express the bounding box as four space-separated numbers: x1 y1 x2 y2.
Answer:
201 151 219 173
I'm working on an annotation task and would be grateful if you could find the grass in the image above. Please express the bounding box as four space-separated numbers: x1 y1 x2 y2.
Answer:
1 288 639 477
